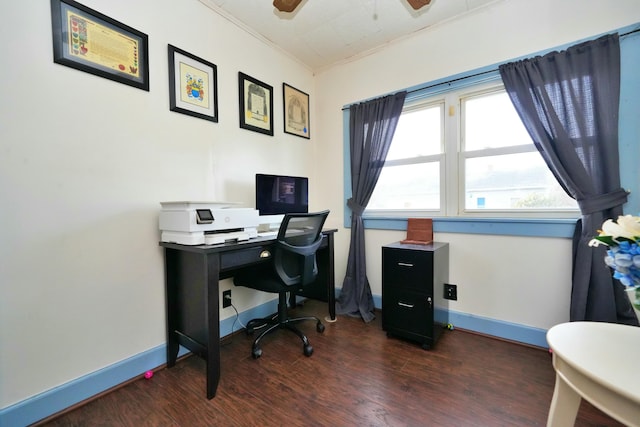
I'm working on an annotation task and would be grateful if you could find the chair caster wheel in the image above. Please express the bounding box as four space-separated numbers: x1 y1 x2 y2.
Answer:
303 344 313 357
252 348 262 359
317 322 325 333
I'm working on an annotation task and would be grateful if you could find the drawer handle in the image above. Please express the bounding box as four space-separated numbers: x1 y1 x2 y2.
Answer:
397 302 414 308
397 262 414 267
259 250 271 258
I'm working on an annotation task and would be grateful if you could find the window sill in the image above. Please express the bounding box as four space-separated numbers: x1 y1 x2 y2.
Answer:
358 216 578 238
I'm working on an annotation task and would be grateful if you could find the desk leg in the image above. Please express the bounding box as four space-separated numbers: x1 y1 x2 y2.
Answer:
547 373 581 427
164 248 179 367
325 232 337 322
205 253 221 399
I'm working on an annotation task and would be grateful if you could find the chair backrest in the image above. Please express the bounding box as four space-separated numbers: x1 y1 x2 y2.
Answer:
274 210 330 287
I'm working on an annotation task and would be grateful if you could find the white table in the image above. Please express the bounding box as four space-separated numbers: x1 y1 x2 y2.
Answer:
546 322 640 427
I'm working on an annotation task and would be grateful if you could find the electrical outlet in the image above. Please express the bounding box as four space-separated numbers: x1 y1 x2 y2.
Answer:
223 290 232 308
444 283 457 301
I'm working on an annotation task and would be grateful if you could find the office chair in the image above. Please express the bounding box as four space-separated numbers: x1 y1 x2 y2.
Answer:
233 210 330 359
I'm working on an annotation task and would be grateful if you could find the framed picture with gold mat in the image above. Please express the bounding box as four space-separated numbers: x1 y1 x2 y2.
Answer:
238 72 273 136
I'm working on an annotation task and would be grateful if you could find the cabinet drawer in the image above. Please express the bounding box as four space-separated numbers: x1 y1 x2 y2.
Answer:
382 287 433 336
220 245 271 271
383 247 433 290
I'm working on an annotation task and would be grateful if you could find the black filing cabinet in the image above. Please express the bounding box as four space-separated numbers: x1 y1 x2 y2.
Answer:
382 241 449 350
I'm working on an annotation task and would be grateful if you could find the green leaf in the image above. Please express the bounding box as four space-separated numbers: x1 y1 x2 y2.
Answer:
592 236 616 246
592 235 638 246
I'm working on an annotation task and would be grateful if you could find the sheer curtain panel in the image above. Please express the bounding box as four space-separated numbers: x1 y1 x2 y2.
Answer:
337 91 407 322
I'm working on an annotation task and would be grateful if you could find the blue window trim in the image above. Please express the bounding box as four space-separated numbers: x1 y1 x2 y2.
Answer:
360 216 578 238
343 23 640 238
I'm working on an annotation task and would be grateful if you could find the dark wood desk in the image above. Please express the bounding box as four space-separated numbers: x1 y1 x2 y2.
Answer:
160 230 336 399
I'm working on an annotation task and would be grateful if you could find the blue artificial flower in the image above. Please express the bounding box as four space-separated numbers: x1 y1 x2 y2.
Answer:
618 241 632 252
592 216 640 289
613 271 631 287
614 252 633 268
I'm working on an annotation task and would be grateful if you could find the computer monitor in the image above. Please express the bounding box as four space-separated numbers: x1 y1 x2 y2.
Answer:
255 173 308 230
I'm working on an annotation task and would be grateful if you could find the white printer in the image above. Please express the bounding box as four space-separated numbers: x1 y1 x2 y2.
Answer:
159 201 259 245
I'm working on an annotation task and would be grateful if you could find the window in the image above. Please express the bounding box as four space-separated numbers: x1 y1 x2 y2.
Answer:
366 83 578 219
367 101 444 215
461 89 576 214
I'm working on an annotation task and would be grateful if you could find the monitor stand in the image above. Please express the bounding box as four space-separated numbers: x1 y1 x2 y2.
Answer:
257 214 284 232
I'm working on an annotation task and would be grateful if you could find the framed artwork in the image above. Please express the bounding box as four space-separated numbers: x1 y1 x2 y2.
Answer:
283 83 310 139
238 72 274 136
168 45 218 122
50 0 149 91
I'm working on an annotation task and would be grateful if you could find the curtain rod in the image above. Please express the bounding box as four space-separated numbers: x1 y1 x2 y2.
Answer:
406 68 496 95
405 27 640 95
342 27 640 111
621 27 640 37
340 68 496 110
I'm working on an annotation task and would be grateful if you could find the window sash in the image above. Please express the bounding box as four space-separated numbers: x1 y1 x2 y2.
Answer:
363 79 579 219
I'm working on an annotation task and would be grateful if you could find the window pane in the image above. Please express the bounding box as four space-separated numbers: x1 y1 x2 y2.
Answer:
464 91 532 151
386 105 442 160
368 163 440 210
465 152 576 210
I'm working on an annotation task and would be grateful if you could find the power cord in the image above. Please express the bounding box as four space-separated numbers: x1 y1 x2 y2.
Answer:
230 301 246 332
225 294 275 339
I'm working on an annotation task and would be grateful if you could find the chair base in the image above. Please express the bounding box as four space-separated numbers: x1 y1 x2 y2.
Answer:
245 293 325 359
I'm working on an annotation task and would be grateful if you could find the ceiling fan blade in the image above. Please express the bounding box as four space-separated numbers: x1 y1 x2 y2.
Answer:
406 0 432 10
273 0 302 13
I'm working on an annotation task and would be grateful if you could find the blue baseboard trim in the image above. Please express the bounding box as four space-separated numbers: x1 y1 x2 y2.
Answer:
0 345 189 427
433 308 548 348
0 301 278 427
1 296 545 426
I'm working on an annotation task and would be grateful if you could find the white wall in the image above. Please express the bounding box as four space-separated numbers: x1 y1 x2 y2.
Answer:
315 0 640 330
0 0 316 408
2 0 640 414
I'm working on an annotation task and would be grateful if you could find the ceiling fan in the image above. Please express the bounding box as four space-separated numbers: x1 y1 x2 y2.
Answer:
273 0 432 13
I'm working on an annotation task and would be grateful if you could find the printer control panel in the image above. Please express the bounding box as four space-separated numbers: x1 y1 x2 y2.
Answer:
196 209 214 224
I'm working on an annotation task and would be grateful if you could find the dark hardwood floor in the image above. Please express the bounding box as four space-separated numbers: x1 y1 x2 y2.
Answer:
39 300 623 426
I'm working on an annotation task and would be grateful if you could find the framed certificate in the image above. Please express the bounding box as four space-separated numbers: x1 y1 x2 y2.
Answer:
238 72 274 136
283 83 310 139
50 0 149 91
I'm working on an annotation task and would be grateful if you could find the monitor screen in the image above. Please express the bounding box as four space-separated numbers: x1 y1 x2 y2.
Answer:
255 174 309 215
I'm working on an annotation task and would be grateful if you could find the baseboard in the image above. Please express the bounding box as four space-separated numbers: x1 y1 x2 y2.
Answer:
371 293 548 348
0 301 277 427
1 296 546 426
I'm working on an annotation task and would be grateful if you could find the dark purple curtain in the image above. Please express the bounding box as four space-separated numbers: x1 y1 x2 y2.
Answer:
499 34 637 325
337 91 406 322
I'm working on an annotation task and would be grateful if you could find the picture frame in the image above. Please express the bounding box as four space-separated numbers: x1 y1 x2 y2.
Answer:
168 45 218 122
238 72 274 136
283 83 310 139
50 0 149 91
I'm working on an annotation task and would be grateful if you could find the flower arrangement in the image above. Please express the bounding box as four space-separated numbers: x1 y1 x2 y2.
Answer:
589 214 640 289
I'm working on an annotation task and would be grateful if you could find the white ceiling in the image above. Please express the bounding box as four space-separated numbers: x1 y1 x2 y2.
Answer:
199 0 500 71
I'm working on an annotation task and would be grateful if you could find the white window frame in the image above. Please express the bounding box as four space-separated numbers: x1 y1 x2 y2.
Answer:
364 99 446 219
364 81 579 220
